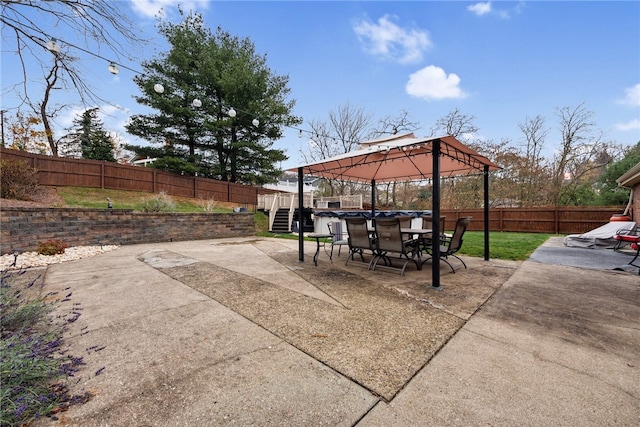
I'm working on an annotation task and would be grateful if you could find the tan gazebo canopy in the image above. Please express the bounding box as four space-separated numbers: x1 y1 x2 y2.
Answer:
289 133 500 288
297 133 499 183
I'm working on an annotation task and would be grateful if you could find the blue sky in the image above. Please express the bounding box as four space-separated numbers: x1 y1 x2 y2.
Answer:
2 1 639 169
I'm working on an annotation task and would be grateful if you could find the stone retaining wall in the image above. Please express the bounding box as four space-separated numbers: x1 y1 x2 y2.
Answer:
0 208 255 254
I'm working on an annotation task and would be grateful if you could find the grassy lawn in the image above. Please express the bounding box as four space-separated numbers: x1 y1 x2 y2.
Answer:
257 228 557 261
457 231 557 261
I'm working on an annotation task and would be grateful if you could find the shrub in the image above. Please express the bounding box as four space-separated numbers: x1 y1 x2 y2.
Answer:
0 270 90 425
0 159 39 200
37 240 68 256
140 191 176 212
198 197 218 213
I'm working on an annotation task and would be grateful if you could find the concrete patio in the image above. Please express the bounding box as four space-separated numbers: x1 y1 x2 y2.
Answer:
30 236 639 426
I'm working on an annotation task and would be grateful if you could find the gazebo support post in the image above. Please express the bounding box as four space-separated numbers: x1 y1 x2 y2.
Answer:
431 139 441 289
298 166 304 262
484 165 490 261
371 179 376 220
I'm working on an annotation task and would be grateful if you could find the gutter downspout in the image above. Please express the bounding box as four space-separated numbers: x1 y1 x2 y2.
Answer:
623 188 633 217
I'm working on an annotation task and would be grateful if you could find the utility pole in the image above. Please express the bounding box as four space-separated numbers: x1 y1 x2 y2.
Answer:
0 109 6 148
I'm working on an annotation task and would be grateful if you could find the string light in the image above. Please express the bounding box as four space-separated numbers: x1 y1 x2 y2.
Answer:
108 62 119 75
45 38 60 54
40 34 140 74
40 34 387 143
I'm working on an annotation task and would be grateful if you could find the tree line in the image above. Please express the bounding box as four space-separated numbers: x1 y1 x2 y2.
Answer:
301 104 640 209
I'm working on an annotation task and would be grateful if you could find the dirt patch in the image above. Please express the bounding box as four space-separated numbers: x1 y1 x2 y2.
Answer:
1 186 66 208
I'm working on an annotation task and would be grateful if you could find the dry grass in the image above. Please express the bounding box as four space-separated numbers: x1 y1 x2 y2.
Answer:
55 187 236 213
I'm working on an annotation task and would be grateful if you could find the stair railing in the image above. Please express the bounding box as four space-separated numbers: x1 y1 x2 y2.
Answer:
288 194 297 232
268 194 279 232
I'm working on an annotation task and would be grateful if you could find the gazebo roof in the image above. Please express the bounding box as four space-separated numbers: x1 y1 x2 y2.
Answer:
291 133 500 182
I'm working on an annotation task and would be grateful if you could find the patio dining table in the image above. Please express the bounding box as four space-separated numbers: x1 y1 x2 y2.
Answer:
308 233 333 266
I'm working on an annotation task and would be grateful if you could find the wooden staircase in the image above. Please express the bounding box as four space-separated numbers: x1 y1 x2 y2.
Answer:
271 208 291 233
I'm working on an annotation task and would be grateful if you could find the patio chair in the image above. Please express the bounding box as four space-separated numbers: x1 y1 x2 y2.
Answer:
371 217 421 275
327 220 348 259
613 225 640 274
423 217 471 273
398 216 414 240
419 215 446 250
344 217 377 268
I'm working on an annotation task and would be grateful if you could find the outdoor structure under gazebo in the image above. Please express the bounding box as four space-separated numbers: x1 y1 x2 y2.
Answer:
289 133 501 288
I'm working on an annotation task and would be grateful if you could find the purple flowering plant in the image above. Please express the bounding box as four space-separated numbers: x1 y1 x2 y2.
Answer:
0 269 94 425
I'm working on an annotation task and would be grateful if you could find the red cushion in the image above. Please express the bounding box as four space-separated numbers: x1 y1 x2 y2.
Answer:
615 234 640 243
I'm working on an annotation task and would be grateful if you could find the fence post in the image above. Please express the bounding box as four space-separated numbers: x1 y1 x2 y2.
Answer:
101 163 105 189
194 176 197 198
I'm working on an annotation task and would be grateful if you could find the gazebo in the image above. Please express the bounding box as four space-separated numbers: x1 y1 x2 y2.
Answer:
290 133 501 288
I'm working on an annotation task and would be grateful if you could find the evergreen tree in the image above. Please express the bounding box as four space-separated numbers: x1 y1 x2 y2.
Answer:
125 11 301 184
63 108 116 161
593 142 640 205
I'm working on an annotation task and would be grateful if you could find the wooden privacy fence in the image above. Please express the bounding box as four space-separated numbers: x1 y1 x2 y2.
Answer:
1 148 626 233
440 207 624 235
1 148 277 206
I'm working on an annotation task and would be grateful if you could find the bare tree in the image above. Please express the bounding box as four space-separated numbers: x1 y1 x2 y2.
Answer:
37 57 67 155
301 102 373 196
429 108 478 141
1 0 147 154
550 103 610 205
372 109 420 138
517 115 552 206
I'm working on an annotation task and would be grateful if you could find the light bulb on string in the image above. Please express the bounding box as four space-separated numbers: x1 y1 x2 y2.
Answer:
192 98 202 108
252 118 260 127
46 38 61 54
153 84 165 94
108 62 120 75
227 108 237 118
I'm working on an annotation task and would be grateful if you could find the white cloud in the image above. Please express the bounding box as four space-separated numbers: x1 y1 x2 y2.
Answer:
130 0 209 19
467 2 492 16
55 106 87 129
615 118 640 131
468 1 523 19
353 15 431 64
405 65 467 100
619 83 640 107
